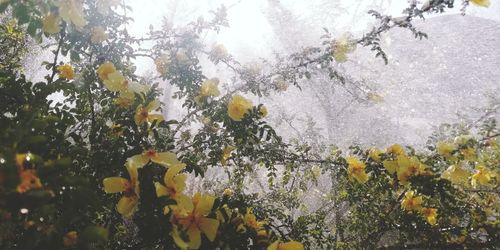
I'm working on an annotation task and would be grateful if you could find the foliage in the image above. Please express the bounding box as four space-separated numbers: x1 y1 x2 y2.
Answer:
0 0 498 249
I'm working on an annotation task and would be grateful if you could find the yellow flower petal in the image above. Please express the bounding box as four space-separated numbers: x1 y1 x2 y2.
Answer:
97 62 116 81
152 152 182 167
187 227 202 249
470 0 490 7
127 154 149 169
116 196 138 218
197 195 215 215
227 95 253 121
42 14 60 34
155 182 168 197
146 100 161 111
199 217 220 242
268 240 280 250
103 71 126 92
102 177 129 193
280 241 305 250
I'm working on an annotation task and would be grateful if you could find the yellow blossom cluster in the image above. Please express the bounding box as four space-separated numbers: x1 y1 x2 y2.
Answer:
401 191 438 225
96 62 148 109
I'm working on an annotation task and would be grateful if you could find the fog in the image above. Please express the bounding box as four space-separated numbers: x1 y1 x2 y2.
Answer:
125 0 500 148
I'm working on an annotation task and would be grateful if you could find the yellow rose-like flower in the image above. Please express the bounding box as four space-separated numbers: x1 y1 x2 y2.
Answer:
442 165 470 185
128 149 182 169
209 44 228 63
470 0 490 7
199 78 220 97
170 193 220 249
346 156 369 184
97 62 117 81
57 64 75 80
103 71 126 92
460 147 476 161
134 100 164 126
436 142 457 161
387 144 406 156
420 207 438 225
90 26 108 43
56 0 86 28
273 78 289 92
102 163 140 218
267 240 304 250
42 14 60 34
155 53 171 76
155 163 190 206
63 231 78 247
383 160 399 174
471 165 494 187
223 188 234 197
258 105 268 118
396 155 429 185
369 148 382 162
332 32 356 63
401 191 423 211
114 91 135 108
227 95 253 121
242 208 267 232
221 145 235 165
17 170 43 193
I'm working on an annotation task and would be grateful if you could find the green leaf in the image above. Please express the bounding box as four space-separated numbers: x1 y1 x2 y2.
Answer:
0 0 10 13
81 226 109 244
70 50 80 62
27 21 37 37
14 4 30 25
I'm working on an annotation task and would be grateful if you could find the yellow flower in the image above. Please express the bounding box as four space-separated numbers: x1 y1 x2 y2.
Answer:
396 155 429 185
56 0 86 28
273 78 289 92
97 62 116 81
383 160 399 174
470 0 490 7
57 64 75 80
155 163 190 206
63 231 78 247
258 105 268 118
401 191 423 211
367 91 384 103
387 144 406 156
113 91 135 108
102 163 139 218
460 147 476 161
90 26 108 43
442 165 470 185
332 32 356 63
471 165 493 187
155 53 171 76
437 142 456 161
369 148 382 162
15 153 43 193
221 145 235 165
243 208 267 232
267 240 304 250
223 188 234 197
171 193 220 249
134 100 164 126
128 149 182 169
103 71 126 92
420 207 438 225
42 14 60 34
209 44 228 62
227 95 253 121
346 156 369 184
199 78 220 97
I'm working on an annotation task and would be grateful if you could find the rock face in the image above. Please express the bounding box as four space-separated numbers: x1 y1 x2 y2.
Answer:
270 14 500 147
